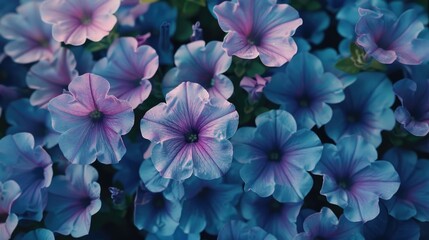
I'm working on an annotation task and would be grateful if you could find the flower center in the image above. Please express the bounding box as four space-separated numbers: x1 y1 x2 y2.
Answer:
338 178 351 190
269 198 282 212
80 15 92 25
299 98 309 107
185 132 199 143
89 110 103 122
347 113 358 123
268 150 281 162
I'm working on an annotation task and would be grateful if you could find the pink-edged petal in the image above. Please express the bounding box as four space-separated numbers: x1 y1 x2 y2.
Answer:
95 126 126 164
68 73 110 110
58 122 97 164
97 96 134 134
223 31 259 59
257 35 298 67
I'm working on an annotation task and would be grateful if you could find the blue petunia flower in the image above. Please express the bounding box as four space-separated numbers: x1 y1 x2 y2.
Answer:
179 177 242 235
48 73 134 164
363 204 420 240
0 133 52 221
264 52 345 129
140 82 239 181
218 220 277 240
240 192 302 239
45 165 101 238
162 41 233 99
134 184 182 236
356 7 429 65
14 229 55 240
6 99 59 148
93 37 159 109
325 72 395 147
294 207 364 240
0 180 21 240
313 135 400 222
232 110 322 202
294 10 330 46
382 148 429 221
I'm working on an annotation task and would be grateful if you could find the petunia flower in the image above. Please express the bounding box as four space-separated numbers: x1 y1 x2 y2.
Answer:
162 40 233 99
6 99 59 148
116 0 150 27
40 0 121 46
214 0 302 67
355 7 429 65
92 37 158 109
294 10 330 46
0 180 21 240
48 73 134 165
313 135 400 222
393 78 429 136
240 74 271 104
218 220 277 240
0 133 53 221
140 82 239 181
15 229 55 240
45 165 101 238
179 177 242 234
0 2 60 63
294 207 364 240
232 110 323 202
240 192 303 239
325 72 395 147
264 52 345 129
26 47 78 108
382 148 429 221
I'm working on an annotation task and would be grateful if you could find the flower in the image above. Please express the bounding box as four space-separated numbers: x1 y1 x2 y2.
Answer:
48 73 134 164
313 135 400 222
218 220 277 240
15 229 55 240
140 82 239 181
393 78 429 136
92 37 158 109
0 133 52 221
383 148 429 221
162 41 233 99
45 165 101 238
295 207 364 240
294 10 330 45
26 47 78 108
264 52 345 129
40 0 121 46
0 2 60 63
0 180 21 240
355 7 429 65
116 0 150 27
213 0 302 67
240 192 302 239
325 72 395 147
232 110 323 202
240 74 271 104
179 177 242 234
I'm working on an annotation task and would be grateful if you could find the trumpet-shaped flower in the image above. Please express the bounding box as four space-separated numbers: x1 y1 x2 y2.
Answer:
0 180 21 240
162 41 233 99
0 133 52 221
313 135 400 222
240 74 271 104
214 0 302 67
0 2 59 63
40 0 121 46
48 73 134 164
140 82 239 181
264 52 345 129
93 37 158 109
232 110 323 202
45 165 101 238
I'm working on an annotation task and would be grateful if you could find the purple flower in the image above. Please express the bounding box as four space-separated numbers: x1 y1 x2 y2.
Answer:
295 207 364 240
162 41 233 99
48 73 134 164
93 37 158 109
0 133 52 221
214 0 302 67
355 7 429 65
232 110 323 202
383 148 429 221
393 78 429 136
116 0 150 27
313 135 400 222
45 165 101 238
140 82 239 181
240 74 271 104
264 52 345 129
26 48 78 108
40 0 121 46
0 180 21 240
0 2 60 63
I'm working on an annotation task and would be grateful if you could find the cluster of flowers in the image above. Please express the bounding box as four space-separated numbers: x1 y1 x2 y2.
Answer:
1 0 429 239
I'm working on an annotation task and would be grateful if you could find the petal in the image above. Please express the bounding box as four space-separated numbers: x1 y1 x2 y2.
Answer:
240 160 275 197
222 31 259 59
58 122 97 164
68 73 110 110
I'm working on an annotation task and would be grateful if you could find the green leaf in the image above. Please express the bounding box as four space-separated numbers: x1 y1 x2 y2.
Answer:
246 61 266 76
174 18 193 41
186 0 205 7
85 31 118 52
182 1 201 17
335 58 360 74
